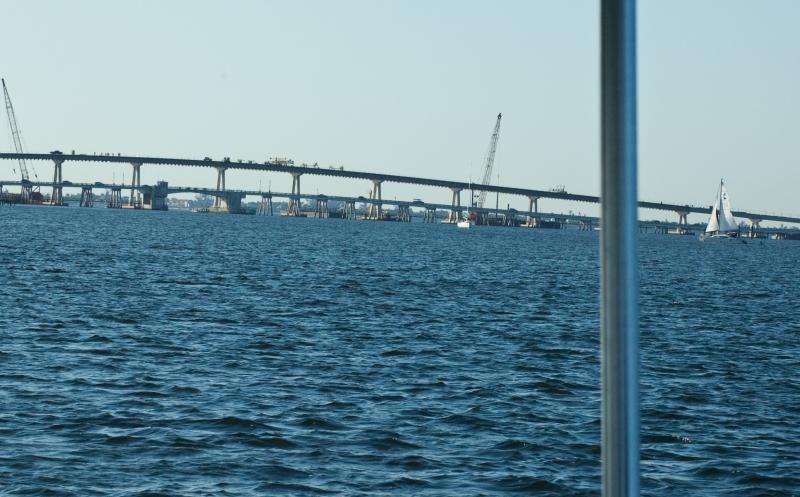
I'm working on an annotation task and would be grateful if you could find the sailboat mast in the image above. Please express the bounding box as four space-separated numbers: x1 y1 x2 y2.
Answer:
717 179 723 231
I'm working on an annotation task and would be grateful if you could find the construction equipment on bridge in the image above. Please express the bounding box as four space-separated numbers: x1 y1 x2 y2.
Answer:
2 78 40 203
471 112 502 224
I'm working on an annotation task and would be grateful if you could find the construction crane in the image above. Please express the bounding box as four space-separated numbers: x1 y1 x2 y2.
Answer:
2 78 37 202
475 112 502 210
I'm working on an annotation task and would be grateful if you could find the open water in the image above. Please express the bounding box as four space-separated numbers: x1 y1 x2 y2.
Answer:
1 206 798 496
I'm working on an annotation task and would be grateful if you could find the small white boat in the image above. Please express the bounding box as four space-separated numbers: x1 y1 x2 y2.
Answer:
457 219 472 229
699 179 738 241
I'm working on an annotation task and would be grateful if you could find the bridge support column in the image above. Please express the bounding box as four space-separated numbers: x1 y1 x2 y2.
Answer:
525 196 540 227
286 173 302 216
19 184 33 204
671 210 690 235
343 200 357 219
140 181 169 210
424 207 437 223
258 194 273 215
366 180 383 220
747 218 762 238
107 187 122 208
79 187 93 207
445 188 462 223
20 184 32 204
396 204 411 222
128 162 142 208
213 166 227 209
51 159 64 206
314 198 329 218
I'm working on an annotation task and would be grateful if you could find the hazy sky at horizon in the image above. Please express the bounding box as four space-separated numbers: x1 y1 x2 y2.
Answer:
2 0 798 220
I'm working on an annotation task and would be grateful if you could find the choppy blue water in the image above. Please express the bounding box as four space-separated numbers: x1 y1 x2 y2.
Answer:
1 206 798 496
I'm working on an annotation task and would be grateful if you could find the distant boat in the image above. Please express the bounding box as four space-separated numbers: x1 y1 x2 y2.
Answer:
457 219 472 229
700 179 738 241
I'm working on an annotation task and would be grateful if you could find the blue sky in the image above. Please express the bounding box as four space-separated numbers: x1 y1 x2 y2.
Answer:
2 1 798 220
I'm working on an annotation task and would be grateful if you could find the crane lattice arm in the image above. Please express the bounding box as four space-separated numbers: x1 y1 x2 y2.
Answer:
2 78 31 182
476 112 502 209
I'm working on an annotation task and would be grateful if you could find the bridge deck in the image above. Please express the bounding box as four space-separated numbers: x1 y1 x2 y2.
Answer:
1 152 798 224
4 179 798 233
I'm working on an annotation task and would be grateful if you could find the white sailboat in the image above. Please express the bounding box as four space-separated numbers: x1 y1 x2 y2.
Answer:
458 180 475 228
700 179 739 240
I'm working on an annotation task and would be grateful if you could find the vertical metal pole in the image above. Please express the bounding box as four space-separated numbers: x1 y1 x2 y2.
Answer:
601 1 639 496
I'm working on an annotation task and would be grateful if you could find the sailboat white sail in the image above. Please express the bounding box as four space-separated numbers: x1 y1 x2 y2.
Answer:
702 179 738 239
719 184 737 231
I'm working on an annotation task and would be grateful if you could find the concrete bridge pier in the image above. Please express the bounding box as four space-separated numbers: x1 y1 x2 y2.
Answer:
51 159 64 206
579 220 594 231
107 187 123 208
444 188 463 223
747 218 762 238
524 196 540 227
257 194 273 215
366 180 383 220
141 181 169 210
343 200 357 219
204 190 242 213
314 197 329 218
671 210 690 235
213 166 227 209
423 207 437 223
396 204 411 222
127 162 142 208
79 187 93 207
19 184 32 204
286 173 302 216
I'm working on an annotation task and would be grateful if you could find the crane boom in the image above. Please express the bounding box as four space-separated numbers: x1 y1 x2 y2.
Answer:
476 112 502 209
2 78 31 182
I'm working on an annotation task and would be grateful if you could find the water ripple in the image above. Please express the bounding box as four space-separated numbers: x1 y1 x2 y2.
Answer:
0 207 798 495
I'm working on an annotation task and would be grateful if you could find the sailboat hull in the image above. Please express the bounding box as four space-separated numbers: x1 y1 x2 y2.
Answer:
699 233 737 241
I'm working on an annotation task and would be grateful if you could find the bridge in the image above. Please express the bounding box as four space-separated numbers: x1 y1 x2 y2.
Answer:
3 177 798 238
1 152 799 229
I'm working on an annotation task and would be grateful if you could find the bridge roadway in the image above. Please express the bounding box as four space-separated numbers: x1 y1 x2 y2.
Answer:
3 179 799 235
1 152 799 225
0 179 597 223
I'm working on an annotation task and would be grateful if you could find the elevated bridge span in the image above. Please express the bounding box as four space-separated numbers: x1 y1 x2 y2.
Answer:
1 152 799 225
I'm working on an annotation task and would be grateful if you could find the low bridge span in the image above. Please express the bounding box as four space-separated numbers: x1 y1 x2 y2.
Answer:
3 179 798 236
